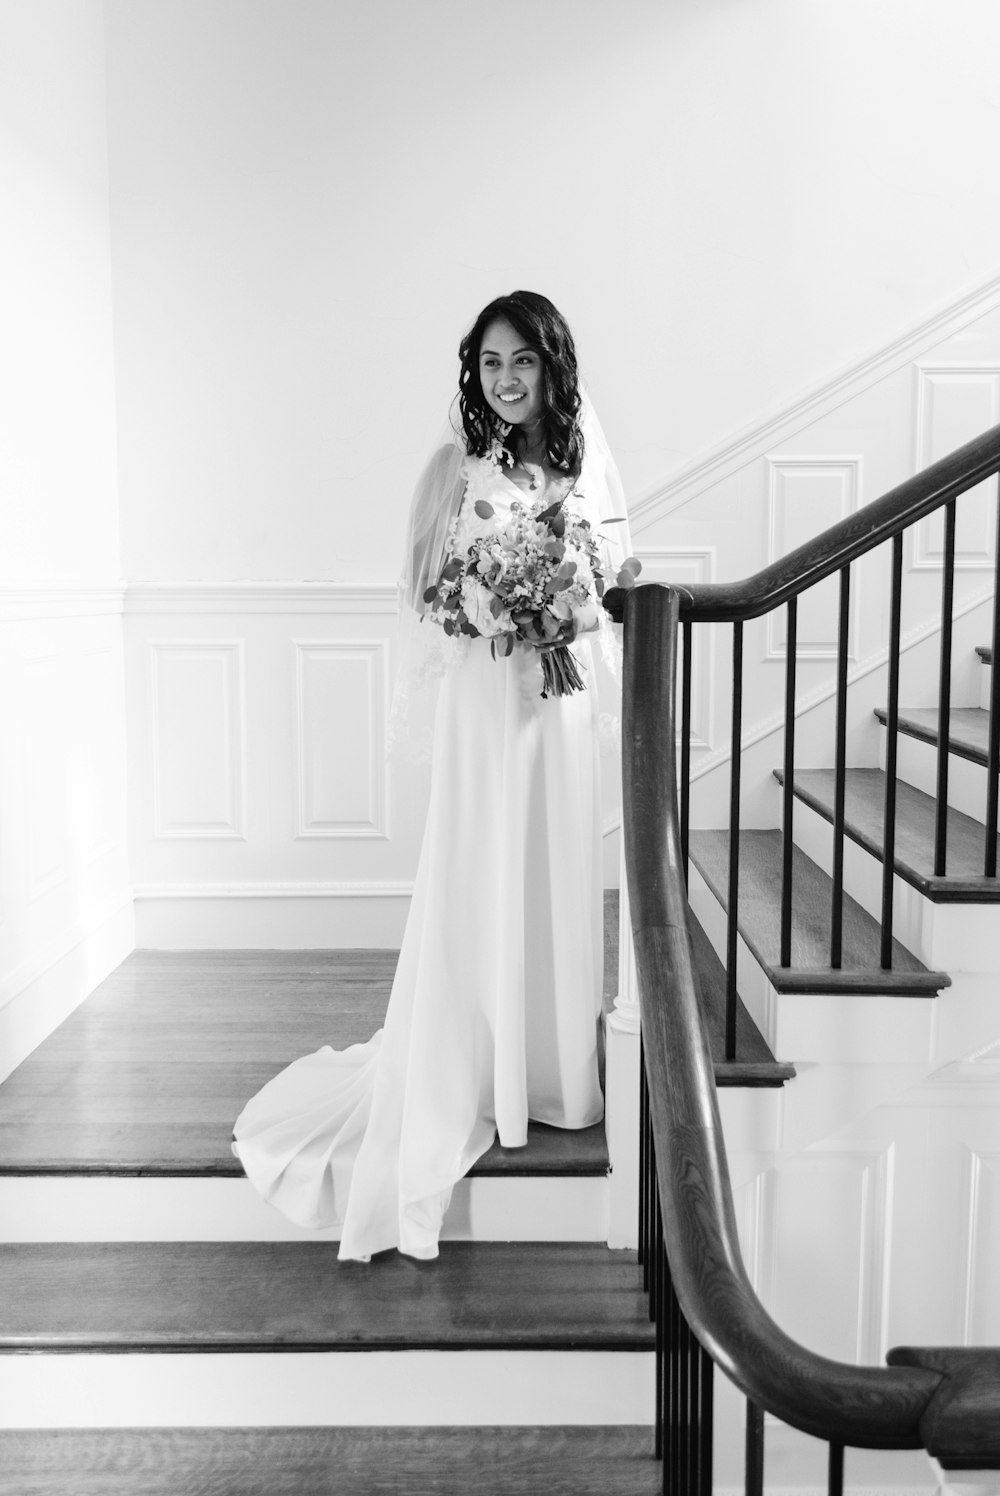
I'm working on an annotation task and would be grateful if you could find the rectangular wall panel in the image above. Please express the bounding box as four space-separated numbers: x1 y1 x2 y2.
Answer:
913 365 1000 570
294 641 388 839
963 1147 1000 1344
633 548 714 749
150 642 245 839
73 646 122 864
761 1148 891 1366
765 458 860 659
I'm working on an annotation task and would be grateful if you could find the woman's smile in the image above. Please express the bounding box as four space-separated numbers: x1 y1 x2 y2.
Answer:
479 318 545 426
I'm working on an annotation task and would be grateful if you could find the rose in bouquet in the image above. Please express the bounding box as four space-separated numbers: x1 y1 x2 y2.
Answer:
422 494 641 698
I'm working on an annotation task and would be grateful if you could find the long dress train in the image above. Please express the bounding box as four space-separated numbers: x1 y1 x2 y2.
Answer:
233 473 606 1261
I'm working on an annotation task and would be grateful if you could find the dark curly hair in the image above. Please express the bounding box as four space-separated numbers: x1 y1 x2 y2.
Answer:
456 291 584 479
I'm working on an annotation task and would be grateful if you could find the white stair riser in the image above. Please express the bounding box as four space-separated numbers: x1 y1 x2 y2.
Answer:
0 1349 654 1428
789 794 1000 972
0 1174 609 1244
879 728 989 824
688 867 935 1064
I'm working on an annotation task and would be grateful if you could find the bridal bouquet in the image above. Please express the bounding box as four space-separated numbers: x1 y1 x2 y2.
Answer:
422 494 641 698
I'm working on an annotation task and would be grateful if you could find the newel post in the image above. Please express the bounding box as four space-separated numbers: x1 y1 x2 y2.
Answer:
605 837 641 1248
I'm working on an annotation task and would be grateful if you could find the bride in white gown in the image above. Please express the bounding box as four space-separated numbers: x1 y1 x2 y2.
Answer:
232 291 629 1261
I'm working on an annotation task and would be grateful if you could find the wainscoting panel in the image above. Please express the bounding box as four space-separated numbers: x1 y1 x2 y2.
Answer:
765 458 861 660
294 641 388 840
963 1145 1000 1344
633 548 715 750
760 1148 892 1367
913 364 1000 571
150 641 246 840
125 585 419 947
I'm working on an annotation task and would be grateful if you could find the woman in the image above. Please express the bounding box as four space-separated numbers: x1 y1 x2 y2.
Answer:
233 291 629 1261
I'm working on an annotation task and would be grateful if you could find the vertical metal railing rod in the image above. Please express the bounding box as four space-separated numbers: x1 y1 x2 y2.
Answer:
689 1318 701 1496
880 534 904 968
699 1345 714 1496
668 1269 679 1496
679 1310 690 1495
638 1039 647 1272
745 1399 765 1496
830 567 851 968
828 1441 845 1496
681 620 693 884
985 484 1000 876
780 598 798 967
934 501 956 877
654 1193 664 1458
726 622 744 1059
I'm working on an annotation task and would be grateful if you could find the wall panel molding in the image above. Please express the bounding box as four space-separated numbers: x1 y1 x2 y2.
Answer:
962 1146 1000 1345
126 582 397 615
0 585 125 622
293 639 389 840
633 547 715 749
912 363 1000 571
765 457 861 661
149 640 247 840
761 1147 892 1366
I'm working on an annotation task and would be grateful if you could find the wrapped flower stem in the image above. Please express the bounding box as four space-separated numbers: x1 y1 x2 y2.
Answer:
540 643 586 698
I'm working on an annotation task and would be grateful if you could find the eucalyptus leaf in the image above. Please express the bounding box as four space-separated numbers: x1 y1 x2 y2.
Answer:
474 500 495 519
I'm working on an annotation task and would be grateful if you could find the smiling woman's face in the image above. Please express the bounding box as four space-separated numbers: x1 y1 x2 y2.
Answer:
478 319 545 428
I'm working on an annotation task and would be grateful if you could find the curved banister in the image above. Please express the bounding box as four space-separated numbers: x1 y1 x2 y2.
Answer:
622 580 1000 1457
607 421 1000 625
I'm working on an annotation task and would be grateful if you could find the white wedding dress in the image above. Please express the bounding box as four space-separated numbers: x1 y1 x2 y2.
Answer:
233 434 624 1262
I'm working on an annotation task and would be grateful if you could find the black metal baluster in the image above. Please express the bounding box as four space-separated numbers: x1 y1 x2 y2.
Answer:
679 1311 690 1496
828 1441 845 1496
881 534 904 968
727 622 744 1059
681 619 693 884
745 1399 765 1496
830 567 850 968
689 1323 701 1496
985 486 1000 876
669 1278 680 1496
934 501 956 876
699 1345 714 1496
780 598 798 967
638 1038 647 1272
654 1201 664 1462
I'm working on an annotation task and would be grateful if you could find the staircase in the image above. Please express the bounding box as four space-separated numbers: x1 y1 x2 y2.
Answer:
0 937 665 1492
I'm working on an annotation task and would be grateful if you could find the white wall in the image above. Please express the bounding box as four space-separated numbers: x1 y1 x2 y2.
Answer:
0 0 132 1078
104 0 1000 583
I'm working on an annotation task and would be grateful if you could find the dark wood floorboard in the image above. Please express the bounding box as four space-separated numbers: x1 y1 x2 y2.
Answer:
0 1242 651 1352
0 945 610 1177
0 1426 659 1495
874 705 990 765
690 829 948 995
781 766 1000 901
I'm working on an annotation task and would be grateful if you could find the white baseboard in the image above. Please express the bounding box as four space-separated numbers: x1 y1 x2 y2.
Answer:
132 883 412 949
0 895 134 1084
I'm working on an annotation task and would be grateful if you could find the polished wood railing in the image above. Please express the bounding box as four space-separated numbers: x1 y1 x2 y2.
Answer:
607 421 1000 1491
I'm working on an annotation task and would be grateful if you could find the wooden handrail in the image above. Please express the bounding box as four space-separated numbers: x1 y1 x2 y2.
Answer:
622 580 1000 1459
608 421 1000 624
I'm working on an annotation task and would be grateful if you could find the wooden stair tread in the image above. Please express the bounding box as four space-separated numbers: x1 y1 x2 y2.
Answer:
689 830 948 994
0 952 607 1178
779 766 1000 902
687 915 795 1084
976 644 992 664
0 1427 659 1495
0 1241 651 1352
873 705 991 764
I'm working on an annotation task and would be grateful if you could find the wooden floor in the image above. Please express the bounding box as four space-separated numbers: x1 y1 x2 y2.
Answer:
0 1427 660 1495
0 893 621 1177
